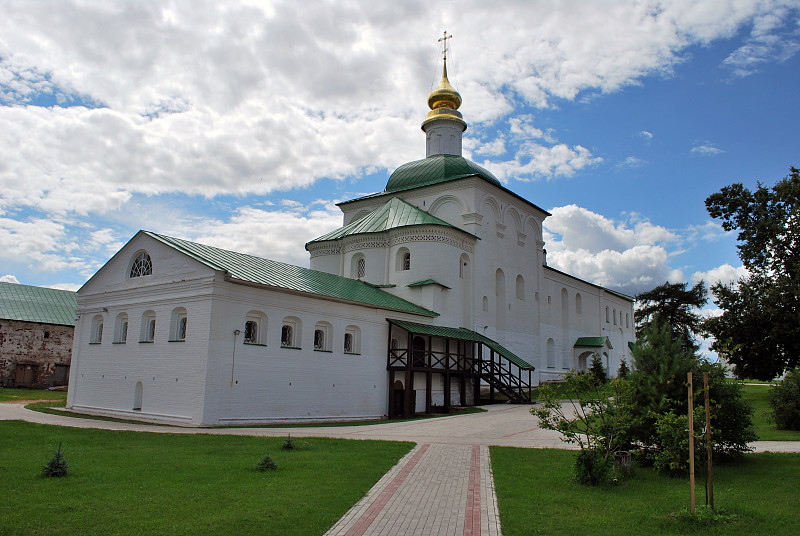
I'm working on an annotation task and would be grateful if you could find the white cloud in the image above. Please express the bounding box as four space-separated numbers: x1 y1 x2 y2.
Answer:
690 264 749 287
638 130 653 140
1 274 20 284
721 6 800 77
543 204 682 294
48 283 81 292
617 156 647 169
686 220 732 242
691 143 725 156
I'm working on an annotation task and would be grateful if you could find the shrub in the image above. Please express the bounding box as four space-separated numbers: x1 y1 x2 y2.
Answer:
281 436 296 450
256 454 277 471
589 353 606 385
617 359 629 379
41 441 68 478
770 368 800 430
574 447 612 486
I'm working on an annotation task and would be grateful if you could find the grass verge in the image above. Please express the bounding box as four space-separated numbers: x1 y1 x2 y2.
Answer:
0 420 412 536
0 388 67 402
741 384 800 441
491 446 800 536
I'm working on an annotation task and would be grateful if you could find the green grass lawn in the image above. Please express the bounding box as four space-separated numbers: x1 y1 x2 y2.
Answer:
0 388 67 402
741 384 800 441
491 446 800 536
0 420 413 536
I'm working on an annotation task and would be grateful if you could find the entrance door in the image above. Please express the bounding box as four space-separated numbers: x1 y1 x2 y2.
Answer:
14 364 37 385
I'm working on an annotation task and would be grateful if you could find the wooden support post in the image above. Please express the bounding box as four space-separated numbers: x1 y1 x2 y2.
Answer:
688 372 695 513
489 350 495 402
405 368 414 418
704 371 714 510
388 370 395 418
460 373 466 407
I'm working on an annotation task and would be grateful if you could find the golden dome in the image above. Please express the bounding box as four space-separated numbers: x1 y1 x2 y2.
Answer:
422 58 465 127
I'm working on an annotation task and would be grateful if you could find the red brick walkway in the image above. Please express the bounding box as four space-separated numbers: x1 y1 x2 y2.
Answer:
324 443 501 536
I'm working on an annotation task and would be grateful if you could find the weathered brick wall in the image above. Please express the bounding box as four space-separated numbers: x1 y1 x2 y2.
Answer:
0 319 74 387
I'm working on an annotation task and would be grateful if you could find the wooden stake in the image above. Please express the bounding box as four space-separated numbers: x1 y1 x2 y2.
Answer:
688 371 695 513
704 371 714 510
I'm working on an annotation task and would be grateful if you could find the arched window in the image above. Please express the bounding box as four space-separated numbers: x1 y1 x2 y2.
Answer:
169 307 187 341
396 248 411 271
140 311 156 342
459 254 470 279
344 325 361 354
281 316 301 348
314 321 332 351
133 381 143 411
613 309 617 325
605 307 610 323
626 313 630 329
516 275 525 300
351 254 366 279
129 251 152 278
575 293 582 315
546 338 555 368
243 311 267 345
482 296 489 312
91 314 104 344
114 313 128 343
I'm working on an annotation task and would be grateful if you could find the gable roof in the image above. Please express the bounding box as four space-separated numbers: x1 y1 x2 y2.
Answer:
574 336 613 349
142 231 437 317
389 319 534 369
307 197 474 245
0 282 77 326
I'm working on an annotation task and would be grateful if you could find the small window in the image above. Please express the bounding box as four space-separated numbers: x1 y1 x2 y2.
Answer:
396 248 411 271
351 253 366 280
516 275 525 300
314 322 332 351
114 313 129 343
43 331 50 339
575 293 582 315
344 325 361 354
357 257 366 278
482 296 488 312
281 325 293 347
626 313 630 329
140 311 156 342
605 307 610 323
459 254 470 279
170 307 187 341
243 311 267 345
546 338 555 368
244 321 258 343
91 315 104 344
130 251 152 278
613 309 617 325
281 317 301 348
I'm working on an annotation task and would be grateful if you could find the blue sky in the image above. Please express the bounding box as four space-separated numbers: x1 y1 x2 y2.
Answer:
1 0 798 339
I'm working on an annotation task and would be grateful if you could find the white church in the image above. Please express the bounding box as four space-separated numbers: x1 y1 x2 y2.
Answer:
67 55 635 425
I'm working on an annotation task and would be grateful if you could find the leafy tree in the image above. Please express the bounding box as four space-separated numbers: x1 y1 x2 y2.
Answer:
635 281 707 352
770 367 800 430
704 167 800 380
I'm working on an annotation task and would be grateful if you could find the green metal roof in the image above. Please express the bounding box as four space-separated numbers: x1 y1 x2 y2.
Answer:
407 279 450 289
389 319 534 369
385 154 501 193
0 282 77 326
143 232 437 317
574 336 613 349
307 197 472 245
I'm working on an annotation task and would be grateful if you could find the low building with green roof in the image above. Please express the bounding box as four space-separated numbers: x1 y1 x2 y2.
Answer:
0 282 77 387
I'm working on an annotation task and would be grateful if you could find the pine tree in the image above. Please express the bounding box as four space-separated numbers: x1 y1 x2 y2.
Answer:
589 353 606 385
42 441 68 478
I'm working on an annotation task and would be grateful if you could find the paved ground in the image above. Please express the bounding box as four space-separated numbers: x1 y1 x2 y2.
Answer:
2 402 799 536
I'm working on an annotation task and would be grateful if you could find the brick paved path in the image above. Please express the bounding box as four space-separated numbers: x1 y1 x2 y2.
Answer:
325 443 502 536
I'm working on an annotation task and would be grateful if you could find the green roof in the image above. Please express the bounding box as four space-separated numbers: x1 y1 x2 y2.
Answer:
0 282 77 326
574 336 613 349
389 319 534 369
407 279 450 289
307 197 472 245
143 232 437 317
385 154 500 193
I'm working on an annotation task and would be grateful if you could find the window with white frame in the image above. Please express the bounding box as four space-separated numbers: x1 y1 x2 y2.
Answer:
114 313 128 343
169 307 187 341
243 311 267 345
91 314 104 344
314 322 332 351
140 311 156 342
129 251 152 278
396 248 411 271
344 325 361 354
351 253 366 279
281 317 301 348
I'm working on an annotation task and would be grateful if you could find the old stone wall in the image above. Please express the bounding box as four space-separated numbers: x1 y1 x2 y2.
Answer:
0 319 74 387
